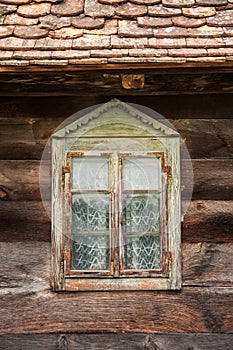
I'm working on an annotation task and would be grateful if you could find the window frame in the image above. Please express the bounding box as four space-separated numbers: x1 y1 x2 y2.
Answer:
62 150 172 280
50 99 182 291
63 151 114 278
118 152 170 278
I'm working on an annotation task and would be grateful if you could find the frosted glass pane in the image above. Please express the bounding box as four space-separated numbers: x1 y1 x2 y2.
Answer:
72 157 109 190
72 194 109 232
123 157 160 190
124 235 160 270
123 194 160 234
71 235 110 270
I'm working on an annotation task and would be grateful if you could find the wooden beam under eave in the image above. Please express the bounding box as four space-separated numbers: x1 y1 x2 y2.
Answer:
1 62 233 73
0 71 233 96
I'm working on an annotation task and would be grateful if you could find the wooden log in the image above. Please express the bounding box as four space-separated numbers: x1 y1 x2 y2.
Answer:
0 200 232 243
1 241 232 290
0 333 233 350
0 201 50 242
0 238 232 333
0 117 63 143
182 243 233 287
1 95 233 120
0 143 45 161
0 241 50 291
183 159 233 200
0 159 232 201
175 119 233 159
0 160 50 201
0 96 103 120
0 274 232 333
182 200 233 243
0 118 233 159
0 71 233 95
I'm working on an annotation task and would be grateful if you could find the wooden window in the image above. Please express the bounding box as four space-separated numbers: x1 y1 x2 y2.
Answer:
63 151 170 279
51 99 181 291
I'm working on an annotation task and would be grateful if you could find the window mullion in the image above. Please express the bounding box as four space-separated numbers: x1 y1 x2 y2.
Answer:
63 164 72 276
161 170 168 253
118 155 124 275
110 152 120 277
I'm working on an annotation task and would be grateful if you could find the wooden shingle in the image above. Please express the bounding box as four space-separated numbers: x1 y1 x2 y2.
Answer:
0 0 232 66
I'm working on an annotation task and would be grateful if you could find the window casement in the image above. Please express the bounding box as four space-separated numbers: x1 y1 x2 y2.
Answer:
64 151 170 278
51 99 181 291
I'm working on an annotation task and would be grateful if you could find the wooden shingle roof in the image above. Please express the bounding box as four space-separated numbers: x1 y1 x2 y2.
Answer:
0 0 233 67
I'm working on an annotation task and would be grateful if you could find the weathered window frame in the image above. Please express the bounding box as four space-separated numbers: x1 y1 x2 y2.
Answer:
51 100 181 291
63 151 171 280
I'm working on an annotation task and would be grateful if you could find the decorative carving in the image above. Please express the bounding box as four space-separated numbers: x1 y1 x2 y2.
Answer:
54 99 179 137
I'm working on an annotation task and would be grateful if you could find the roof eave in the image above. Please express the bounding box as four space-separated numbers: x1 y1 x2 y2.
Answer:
1 61 233 74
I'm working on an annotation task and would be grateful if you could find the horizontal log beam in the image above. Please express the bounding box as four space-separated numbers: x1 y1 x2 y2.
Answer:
0 277 232 333
0 119 233 160
184 159 233 200
1 241 232 291
0 71 233 96
0 200 232 243
175 119 233 159
1 95 233 120
0 160 49 201
182 243 233 287
1 63 233 74
0 159 232 201
182 200 233 243
0 239 232 334
0 333 233 350
0 201 50 242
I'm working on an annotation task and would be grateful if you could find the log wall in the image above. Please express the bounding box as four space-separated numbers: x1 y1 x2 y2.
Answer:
0 93 232 349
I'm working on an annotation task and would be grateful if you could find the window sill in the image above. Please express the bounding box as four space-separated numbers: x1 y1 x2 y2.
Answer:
57 276 182 291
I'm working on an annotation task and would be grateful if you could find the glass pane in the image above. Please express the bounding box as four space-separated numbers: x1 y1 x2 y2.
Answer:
123 157 160 190
123 194 160 234
71 235 110 270
72 157 109 190
124 235 161 270
72 194 109 233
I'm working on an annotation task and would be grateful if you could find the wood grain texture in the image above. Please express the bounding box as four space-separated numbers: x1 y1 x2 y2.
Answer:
0 118 233 159
0 201 50 242
0 160 51 201
182 200 233 243
0 71 233 96
175 119 233 159
0 241 50 292
1 95 233 120
1 200 232 243
0 159 233 201
1 241 232 292
0 92 232 338
0 117 63 143
184 159 233 200
0 160 49 201
0 263 232 334
0 333 233 350
182 243 233 287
